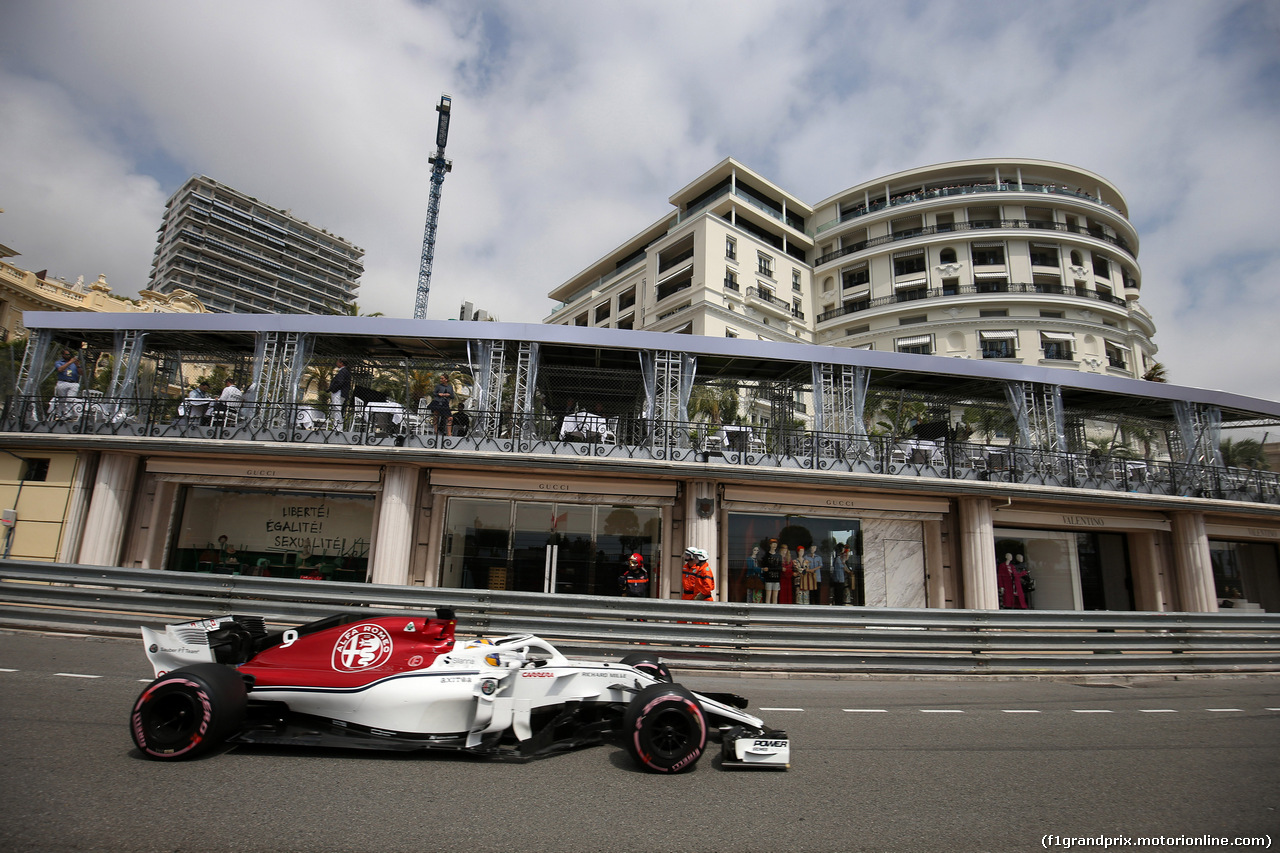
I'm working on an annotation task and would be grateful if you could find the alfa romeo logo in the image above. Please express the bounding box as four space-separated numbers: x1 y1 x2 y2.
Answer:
332 624 394 672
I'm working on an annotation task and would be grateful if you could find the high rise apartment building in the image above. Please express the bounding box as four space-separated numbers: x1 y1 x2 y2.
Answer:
546 158 1156 379
149 175 363 315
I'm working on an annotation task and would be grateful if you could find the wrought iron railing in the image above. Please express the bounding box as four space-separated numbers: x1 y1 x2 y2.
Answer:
816 281 1129 323
5 394 1279 505
814 218 1135 266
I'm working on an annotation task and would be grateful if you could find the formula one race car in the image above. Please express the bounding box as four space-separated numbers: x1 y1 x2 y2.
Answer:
130 610 790 773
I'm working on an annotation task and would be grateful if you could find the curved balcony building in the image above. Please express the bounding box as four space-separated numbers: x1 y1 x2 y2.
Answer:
547 157 1155 380
810 159 1152 376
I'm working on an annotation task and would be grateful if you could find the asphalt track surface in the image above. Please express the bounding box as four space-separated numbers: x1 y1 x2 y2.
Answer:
1 630 1278 853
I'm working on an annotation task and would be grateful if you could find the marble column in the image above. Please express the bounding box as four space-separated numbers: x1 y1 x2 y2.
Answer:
56 451 97 564
77 452 139 566
1170 511 1217 612
684 479 718 598
957 497 998 610
1127 530 1166 612
369 465 420 586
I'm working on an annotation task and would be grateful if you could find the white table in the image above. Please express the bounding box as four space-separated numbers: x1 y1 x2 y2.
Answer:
560 412 608 441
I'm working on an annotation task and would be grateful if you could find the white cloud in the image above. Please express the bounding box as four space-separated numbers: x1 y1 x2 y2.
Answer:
0 0 1277 402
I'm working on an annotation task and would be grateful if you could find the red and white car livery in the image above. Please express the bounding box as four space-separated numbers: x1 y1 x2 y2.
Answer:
131 610 790 773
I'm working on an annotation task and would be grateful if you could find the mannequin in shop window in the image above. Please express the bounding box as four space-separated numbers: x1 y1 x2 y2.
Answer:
794 545 816 605
807 546 825 606
762 539 782 604
778 544 795 605
997 552 1029 609
829 544 847 606
743 545 764 604
1016 553 1034 608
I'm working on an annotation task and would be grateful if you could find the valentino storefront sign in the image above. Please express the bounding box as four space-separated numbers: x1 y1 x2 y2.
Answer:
1204 523 1280 542
993 507 1171 531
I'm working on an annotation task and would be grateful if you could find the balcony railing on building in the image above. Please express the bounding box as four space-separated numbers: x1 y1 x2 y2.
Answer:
6 392 1278 506
814 218 1135 267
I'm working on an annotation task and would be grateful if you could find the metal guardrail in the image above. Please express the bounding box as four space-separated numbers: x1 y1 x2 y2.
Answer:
3 561 1279 675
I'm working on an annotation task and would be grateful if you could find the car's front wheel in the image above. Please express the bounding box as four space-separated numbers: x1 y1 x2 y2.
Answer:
130 664 246 760
623 682 707 773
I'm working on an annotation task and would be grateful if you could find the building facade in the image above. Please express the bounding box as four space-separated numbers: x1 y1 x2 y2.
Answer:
148 175 364 315
3 313 1278 616
546 158 1156 379
0 254 205 342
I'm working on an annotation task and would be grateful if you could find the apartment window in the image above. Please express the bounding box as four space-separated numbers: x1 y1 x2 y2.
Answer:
725 328 738 338
1096 284 1114 301
1040 310 1064 318
656 270 693 302
979 308 1008 317
616 315 634 330
619 288 636 310
1105 342 1128 370
724 270 739 291
968 207 1000 229
726 236 737 261
574 313 588 327
792 299 803 318
941 278 959 296
1029 245 1059 267
896 334 933 355
980 330 1018 359
893 253 926 276
939 247 958 264
1092 255 1111 278
758 285 774 302
1041 332 1075 361
899 314 928 325
895 285 927 303
975 276 1008 293
792 269 802 292
842 266 869 289
594 302 611 323
757 252 774 277
972 244 1005 266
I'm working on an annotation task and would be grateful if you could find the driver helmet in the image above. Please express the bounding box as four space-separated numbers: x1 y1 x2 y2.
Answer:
684 547 708 562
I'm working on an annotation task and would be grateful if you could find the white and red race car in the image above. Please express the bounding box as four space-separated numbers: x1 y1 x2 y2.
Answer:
130 609 790 773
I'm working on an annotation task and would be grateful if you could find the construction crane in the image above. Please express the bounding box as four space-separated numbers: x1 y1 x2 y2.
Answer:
414 93 453 319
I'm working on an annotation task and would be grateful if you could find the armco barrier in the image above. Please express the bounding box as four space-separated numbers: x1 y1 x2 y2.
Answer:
2 560 1279 674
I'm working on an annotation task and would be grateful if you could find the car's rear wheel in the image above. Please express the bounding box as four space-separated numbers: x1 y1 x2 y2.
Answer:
619 652 672 683
623 682 707 773
131 664 246 760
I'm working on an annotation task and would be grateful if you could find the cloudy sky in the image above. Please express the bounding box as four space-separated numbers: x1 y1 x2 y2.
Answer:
2 0 1278 402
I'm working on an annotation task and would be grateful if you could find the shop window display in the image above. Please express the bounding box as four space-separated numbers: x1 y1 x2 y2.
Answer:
993 531 1134 611
172 486 374 581
438 497 661 597
1210 540 1280 612
726 512 863 605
